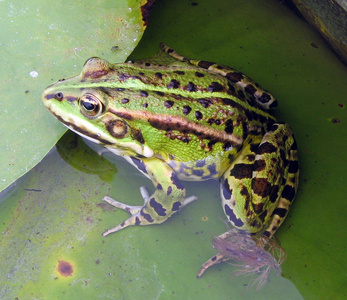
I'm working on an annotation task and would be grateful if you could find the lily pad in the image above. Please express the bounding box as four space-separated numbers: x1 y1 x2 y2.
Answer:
0 0 151 192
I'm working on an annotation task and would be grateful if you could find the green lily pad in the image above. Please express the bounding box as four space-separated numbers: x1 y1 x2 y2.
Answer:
1 0 346 299
0 0 150 192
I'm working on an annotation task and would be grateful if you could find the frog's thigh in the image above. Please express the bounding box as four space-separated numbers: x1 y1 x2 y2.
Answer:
220 123 298 235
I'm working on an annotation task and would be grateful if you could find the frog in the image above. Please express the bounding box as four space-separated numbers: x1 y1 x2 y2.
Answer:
42 43 299 277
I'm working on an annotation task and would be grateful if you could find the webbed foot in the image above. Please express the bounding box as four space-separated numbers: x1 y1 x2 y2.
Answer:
102 187 197 236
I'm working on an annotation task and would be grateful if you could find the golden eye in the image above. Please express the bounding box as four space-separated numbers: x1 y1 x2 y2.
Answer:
79 93 103 118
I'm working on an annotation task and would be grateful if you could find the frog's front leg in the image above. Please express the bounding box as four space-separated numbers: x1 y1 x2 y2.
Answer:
102 157 197 236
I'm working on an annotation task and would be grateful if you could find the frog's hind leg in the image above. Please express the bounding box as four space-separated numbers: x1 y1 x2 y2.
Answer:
220 123 299 237
198 123 299 277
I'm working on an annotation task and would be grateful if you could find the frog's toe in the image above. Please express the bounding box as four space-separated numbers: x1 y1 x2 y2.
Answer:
103 196 143 214
197 253 227 278
102 213 141 236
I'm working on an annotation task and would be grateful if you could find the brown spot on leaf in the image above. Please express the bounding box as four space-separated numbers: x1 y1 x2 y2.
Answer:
57 260 73 277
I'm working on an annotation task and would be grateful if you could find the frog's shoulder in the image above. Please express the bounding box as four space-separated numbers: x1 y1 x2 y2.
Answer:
160 43 278 111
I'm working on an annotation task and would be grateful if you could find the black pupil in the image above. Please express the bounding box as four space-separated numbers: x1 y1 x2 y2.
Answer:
82 101 96 110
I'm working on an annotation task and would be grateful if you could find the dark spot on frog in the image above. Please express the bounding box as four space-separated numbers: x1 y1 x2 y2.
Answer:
269 185 279 203
332 118 340 123
258 93 271 104
181 136 190 143
207 118 215 125
164 100 174 108
254 159 266 171
224 142 232 151
195 111 203 120
208 82 224 92
96 259 100 264
224 204 244 227
150 197 167 216
57 260 73 277
172 201 181 211
272 207 287 218
141 210 154 223
230 163 252 179
192 169 204 177
182 105 192 115
170 173 184 190
198 98 212 108
252 178 272 197
288 160 299 173
154 91 165 96
142 103 148 108
167 186 172 195
263 231 271 238
195 160 205 167
167 79 180 89
224 119 234 134
281 185 296 202
132 128 145 144
269 100 278 108
174 70 185 75
195 72 205 78
121 98 129 104
221 179 232 200
118 73 132 82
244 84 257 96
130 156 147 174
186 81 197 92
226 72 244 83
155 72 163 79
140 91 149 97
258 142 277 154
246 154 256 162
207 164 217 176
157 184 163 190
198 60 214 69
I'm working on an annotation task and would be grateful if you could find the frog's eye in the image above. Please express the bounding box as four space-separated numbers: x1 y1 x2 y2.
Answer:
79 93 103 118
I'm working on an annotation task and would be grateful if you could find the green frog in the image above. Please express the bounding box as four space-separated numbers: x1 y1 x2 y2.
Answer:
42 44 299 276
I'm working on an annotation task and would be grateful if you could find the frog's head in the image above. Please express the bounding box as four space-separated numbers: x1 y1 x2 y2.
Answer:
42 58 153 158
